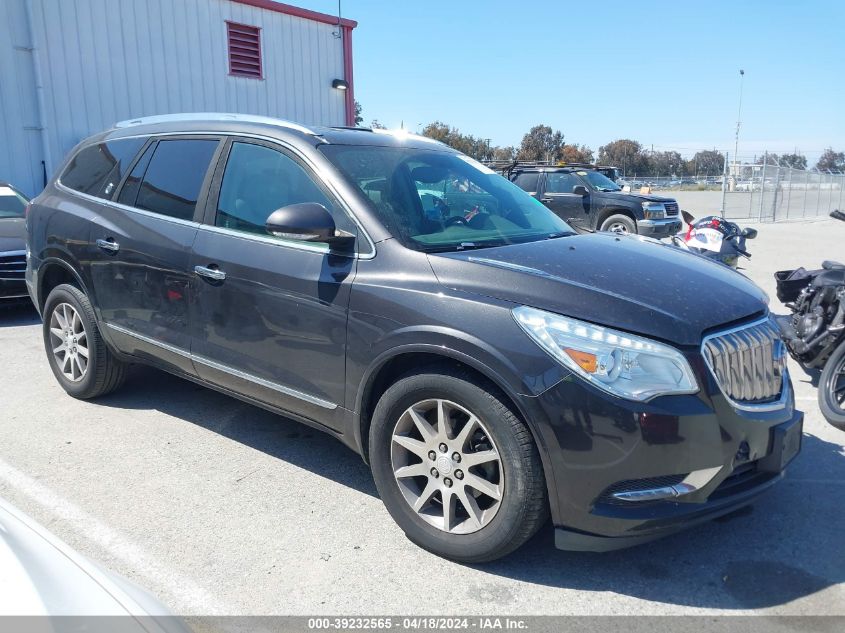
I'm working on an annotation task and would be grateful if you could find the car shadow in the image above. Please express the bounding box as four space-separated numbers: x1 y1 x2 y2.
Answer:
0 300 40 327
95 364 843 611
95 365 379 498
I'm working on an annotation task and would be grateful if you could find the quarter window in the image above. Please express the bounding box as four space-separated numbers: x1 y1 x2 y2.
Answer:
545 172 582 194
133 139 219 220
215 141 348 238
61 138 146 198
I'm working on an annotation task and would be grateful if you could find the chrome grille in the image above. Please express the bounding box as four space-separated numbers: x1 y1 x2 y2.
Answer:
0 251 26 280
702 318 786 406
664 202 679 216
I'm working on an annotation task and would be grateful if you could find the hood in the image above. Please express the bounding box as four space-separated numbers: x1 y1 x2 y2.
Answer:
0 218 26 253
601 191 676 203
427 233 768 347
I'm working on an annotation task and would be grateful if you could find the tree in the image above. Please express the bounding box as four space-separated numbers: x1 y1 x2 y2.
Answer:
779 152 807 170
560 144 594 164
353 100 364 126
420 121 492 161
492 145 517 161
816 148 845 172
597 139 648 176
369 119 386 129
517 125 565 162
690 149 725 176
648 150 684 176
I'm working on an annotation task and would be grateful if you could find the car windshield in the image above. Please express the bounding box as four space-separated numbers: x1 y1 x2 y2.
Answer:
582 171 621 192
321 145 573 252
0 186 29 218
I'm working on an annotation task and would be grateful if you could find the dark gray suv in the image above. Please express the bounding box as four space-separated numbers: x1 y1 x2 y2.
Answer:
26 114 802 562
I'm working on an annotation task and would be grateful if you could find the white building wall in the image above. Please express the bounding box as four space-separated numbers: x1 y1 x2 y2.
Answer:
1 0 348 197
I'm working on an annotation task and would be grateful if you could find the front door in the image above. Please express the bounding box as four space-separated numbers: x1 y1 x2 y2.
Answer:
89 136 222 373
189 139 358 428
540 172 590 229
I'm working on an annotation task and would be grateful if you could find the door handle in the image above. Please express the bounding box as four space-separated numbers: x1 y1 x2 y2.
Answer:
540 198 554 203
96 238 120 252
194 265 226 281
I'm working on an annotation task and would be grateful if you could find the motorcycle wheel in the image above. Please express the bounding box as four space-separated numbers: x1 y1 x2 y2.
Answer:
818 339 845 431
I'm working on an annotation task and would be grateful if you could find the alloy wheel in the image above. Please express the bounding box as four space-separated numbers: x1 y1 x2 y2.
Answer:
48 302 89 382
607 222 630 234
391 399 504 535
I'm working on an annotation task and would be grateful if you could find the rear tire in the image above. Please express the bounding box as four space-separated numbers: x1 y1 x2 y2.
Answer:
599 213 636 234
369 367 548 562
819 340 845 431
42 284 126 399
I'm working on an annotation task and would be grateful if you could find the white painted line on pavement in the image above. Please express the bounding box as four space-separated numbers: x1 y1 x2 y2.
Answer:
0 456 233 615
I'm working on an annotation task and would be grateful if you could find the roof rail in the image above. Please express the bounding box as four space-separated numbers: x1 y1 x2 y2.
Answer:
113 112 316 135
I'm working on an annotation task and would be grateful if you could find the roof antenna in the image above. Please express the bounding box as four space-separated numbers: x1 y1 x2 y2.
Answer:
333 0 342 38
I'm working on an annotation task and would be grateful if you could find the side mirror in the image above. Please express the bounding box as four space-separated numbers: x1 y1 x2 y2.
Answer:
681 210 696 226
572 185 589 197
741 227 758 239
265 202 355 250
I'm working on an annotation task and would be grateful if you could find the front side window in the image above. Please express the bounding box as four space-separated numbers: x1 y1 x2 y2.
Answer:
133 139 219 220
582 170 621 192
61 138 146 198
322 146 572 251
512 172 539 194
215 141 350 238
0 185 29 218
545 172 583 194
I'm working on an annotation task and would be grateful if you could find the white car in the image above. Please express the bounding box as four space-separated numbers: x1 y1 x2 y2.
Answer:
0 497 190 630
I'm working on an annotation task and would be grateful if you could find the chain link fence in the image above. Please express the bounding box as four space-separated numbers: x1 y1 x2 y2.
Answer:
723 160 844 221
628 158 844 222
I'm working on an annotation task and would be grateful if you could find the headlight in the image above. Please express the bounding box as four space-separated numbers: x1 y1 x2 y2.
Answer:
513 306 698 401
641 201 665 219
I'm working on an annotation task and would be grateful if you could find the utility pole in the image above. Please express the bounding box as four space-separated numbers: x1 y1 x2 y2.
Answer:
733 69 745 178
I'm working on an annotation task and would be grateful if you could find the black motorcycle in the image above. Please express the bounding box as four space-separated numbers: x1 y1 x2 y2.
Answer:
775 210 845 430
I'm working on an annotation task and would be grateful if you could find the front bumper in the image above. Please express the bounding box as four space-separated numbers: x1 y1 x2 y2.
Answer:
638 217 682 237
0 278 28 299
520 361 802 551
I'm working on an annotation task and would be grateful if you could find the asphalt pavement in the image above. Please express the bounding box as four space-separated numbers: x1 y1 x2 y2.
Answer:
0 218 843 616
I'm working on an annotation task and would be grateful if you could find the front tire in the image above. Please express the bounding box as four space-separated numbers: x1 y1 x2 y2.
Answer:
819 340 845 431
42 284 126 399
369 368 548 562
599 213 636 234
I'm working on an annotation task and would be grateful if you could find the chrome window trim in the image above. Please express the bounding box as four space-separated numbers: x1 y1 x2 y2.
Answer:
64 130 377 259
700 315 790 412
198 223 333 255
106 323 337 410
56 180 201 229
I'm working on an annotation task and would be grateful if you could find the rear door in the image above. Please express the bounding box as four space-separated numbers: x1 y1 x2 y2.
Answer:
89 136 223 374
540 172 590 229
188 137 359 428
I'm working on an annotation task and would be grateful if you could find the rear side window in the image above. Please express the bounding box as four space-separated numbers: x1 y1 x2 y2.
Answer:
61 138 146 198
512 172 539 194
133 139 218 220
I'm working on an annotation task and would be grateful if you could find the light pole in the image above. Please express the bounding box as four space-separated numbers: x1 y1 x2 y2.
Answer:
733 69 745 178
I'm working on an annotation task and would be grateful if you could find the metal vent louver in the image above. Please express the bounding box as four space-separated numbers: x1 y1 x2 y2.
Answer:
702 318 786 406
227 22 262 79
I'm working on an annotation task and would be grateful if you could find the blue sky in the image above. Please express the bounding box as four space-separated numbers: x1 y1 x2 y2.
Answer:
298 0 844 163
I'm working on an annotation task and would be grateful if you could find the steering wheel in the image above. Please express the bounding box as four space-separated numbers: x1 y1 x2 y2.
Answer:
445 216 468 227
